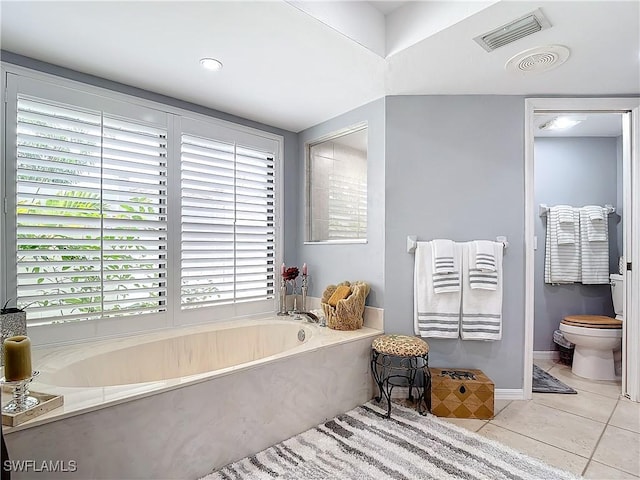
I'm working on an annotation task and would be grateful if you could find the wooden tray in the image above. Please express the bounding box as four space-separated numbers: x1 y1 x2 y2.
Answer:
1 389 64 427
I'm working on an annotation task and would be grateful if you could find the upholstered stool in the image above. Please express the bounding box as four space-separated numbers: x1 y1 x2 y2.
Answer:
371 334 431 418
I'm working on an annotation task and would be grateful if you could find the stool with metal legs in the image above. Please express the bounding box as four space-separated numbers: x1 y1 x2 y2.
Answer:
371 334 431 418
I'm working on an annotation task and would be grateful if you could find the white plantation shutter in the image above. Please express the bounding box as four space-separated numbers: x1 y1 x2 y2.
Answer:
101 116 167 316
15 95 167 322
181 134 275 309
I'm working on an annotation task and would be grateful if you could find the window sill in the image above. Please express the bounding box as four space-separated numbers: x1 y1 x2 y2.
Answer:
304 239 368 245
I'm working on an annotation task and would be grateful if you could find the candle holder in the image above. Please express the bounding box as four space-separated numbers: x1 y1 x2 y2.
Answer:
300 274 308 313
1 371 40 414
277 277 288 316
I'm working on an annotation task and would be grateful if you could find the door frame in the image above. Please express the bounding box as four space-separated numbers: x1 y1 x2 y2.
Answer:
524 97 640 401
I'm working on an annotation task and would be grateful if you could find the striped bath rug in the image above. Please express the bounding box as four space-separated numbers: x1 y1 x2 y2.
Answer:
201 401 579 480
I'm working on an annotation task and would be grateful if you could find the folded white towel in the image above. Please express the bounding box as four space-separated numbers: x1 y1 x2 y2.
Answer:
579 208 609 284
432 239 456 273
414 242 461 339
556 207 578 245
545 206 581 284
583 206 607 241
461 242 503 341
556 205 576 224
472 240 496 272
584 205 604 221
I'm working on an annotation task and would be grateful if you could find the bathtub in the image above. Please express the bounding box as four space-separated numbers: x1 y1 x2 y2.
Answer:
3 317 380 479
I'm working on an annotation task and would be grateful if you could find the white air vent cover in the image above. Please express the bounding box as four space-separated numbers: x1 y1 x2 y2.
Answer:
505 45 570 74
474 9 551 52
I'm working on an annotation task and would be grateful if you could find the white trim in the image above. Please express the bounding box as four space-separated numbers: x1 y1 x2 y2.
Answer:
524 97 640 403
626 106 640 402
533 351 560 361
495 389 525 401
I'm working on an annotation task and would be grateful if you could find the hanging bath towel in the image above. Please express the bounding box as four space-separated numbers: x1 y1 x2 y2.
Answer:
579 206 609 284
544 206 581 284
414 241 461 338
461 242 503 341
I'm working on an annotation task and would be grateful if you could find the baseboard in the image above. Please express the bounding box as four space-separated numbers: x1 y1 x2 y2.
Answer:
389 387 525 401
495 389 525 400
533 350 559 361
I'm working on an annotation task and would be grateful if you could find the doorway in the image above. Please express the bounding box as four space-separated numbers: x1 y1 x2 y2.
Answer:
524 98 640 402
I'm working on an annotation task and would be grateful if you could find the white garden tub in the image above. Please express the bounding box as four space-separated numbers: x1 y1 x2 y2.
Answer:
3 317 380 479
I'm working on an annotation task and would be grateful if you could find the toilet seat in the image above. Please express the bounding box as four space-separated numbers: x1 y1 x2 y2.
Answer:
561 315 622 329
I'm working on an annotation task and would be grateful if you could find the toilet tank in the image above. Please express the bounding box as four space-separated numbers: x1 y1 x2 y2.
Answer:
610 274 624 317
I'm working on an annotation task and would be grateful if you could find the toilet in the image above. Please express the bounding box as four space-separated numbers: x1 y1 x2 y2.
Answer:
559 273 624 381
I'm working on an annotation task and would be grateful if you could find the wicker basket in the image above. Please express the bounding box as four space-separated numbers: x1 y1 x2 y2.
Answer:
321 281 370 331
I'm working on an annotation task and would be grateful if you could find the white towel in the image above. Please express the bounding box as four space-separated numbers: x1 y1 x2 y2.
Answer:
468 241 498 290
414 242 461 339
461 242 503 341
556 206 578 245
583 205 607 241
472 240 496 272
556 205 575 224
432 239 456 273
585 205 604 221
545 206 581 284
579 207 609 284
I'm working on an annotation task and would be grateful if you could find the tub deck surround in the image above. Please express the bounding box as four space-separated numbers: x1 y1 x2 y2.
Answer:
2 317 381 434
3 317 380 478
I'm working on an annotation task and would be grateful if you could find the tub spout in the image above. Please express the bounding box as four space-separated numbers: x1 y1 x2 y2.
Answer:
296 311 323 326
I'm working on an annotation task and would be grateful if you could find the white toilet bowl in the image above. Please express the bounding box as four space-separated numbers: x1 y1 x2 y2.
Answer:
559 317 622 381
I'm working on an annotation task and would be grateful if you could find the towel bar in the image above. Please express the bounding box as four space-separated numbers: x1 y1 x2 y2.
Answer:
406 236 508 254
539 204 615 217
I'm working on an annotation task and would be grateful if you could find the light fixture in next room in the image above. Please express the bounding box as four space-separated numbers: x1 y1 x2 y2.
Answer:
538 116 584 131
200 58 223 71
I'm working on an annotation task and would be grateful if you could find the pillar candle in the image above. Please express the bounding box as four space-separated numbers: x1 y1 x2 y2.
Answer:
302 263 307 275
3 335 32 381
281 263 286 275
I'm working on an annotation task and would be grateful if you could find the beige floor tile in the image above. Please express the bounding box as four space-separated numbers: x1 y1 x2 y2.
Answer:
592 425 640 476
532 389 617 424
494 399 511 416
478 423 588 475
548 364 622 399
491 400 605 457
534 359 558 372
585 461 640 479
610 398 640 434
440 417 487 432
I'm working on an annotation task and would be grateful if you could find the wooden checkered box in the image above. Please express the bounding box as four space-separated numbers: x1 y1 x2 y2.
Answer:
430 368 494 419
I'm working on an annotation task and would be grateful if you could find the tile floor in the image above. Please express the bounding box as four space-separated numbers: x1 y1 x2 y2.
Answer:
440 360 640 479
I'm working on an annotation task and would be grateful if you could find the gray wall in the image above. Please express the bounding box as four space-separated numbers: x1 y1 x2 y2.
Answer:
297 99 385 307
534 137 620 351
384 95 525 389
0 50 301 261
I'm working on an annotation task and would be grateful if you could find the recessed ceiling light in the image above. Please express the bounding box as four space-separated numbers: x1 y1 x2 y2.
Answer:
539 116 583 131
200 58 223 71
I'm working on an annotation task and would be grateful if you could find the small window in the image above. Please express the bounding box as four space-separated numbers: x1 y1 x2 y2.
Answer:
307 126 367 242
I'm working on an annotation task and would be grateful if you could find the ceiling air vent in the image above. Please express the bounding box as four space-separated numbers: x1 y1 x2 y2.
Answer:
474 9 551 52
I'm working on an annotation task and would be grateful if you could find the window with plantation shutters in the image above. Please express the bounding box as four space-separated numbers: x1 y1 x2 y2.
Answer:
15 95 168 322
180 133 275 309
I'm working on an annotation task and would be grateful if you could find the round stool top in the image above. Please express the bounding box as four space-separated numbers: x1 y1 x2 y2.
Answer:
372 334 429 357
562 315 622 329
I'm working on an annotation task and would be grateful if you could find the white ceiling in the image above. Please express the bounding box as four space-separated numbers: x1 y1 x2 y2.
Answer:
1 1 638 133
